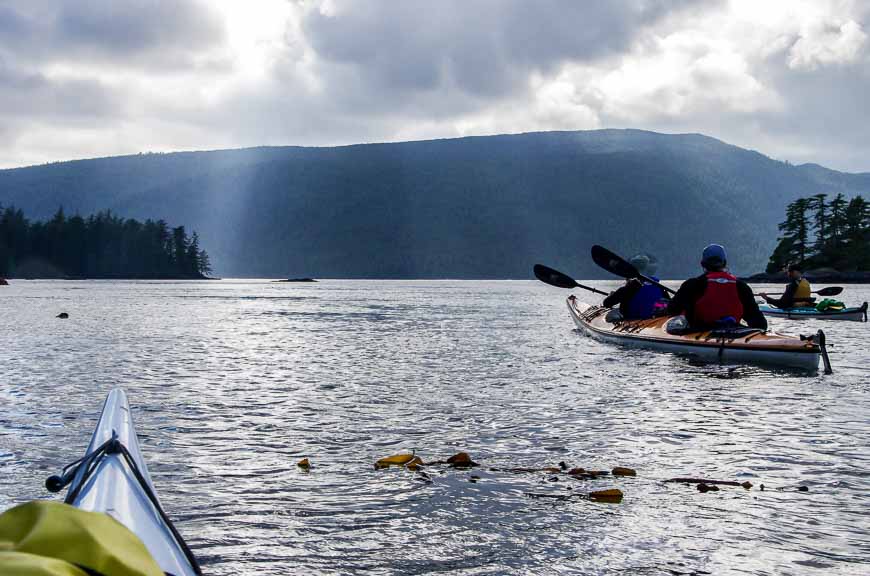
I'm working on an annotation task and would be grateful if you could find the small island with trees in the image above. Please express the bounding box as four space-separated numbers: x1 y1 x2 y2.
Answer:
749 193 870 282
0 206 212 279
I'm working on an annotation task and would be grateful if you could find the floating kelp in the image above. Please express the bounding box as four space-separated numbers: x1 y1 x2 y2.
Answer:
374 453 417 470
405 456 424 471
494 465 632 479
589 489 624 503
501 466 563 474
446 452 478 468
424 452 480 468
364 449 804 506
374 451 484 471
567 468 610 479
665 478 753 489
526 488 624 504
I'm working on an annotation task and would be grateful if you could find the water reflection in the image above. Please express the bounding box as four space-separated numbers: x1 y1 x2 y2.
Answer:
0 280 867 575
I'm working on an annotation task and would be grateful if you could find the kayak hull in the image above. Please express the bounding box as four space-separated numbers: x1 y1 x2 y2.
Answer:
760 302 868 322
567 297 822 371
67 389 198 576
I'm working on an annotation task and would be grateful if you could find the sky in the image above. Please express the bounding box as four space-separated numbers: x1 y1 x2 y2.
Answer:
0 0 867 172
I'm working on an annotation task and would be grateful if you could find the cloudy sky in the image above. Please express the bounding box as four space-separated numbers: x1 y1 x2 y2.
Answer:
0 0 867 171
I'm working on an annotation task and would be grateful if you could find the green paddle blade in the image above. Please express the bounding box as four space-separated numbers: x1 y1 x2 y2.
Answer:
533 264 578 289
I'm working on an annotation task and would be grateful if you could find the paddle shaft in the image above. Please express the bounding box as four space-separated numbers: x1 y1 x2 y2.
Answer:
590 245 677 296
632 272 676 296
533 264 609 296
757 287 843 297
573 281 609 296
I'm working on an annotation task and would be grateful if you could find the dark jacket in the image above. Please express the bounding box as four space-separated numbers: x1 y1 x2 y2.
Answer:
764 278 815 309
603 279 664 319
666 273 767 329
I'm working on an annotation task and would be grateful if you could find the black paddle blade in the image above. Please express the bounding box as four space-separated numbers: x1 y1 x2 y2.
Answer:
816 286 843 296
590 245 638 279
533 264 577 289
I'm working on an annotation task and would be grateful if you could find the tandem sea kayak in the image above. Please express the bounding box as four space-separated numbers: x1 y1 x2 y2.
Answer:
46 389 202 575
759 302 868 322
567 296 831 372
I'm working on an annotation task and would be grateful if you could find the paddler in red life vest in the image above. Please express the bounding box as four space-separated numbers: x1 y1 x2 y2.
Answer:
758 264 814 309
603 254 666 319
665 244 767 329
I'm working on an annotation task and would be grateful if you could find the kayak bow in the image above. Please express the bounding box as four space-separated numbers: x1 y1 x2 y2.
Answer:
47 388 201 576
567 296 830 372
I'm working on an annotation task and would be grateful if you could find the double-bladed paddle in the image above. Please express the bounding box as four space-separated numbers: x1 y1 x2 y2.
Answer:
590 245 677 296
759 286 843 298
533 264 609 296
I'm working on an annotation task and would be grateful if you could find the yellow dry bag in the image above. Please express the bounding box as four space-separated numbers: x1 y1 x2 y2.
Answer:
0 501 163 576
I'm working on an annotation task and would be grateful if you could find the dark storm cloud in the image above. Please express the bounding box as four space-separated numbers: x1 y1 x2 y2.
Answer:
0 0 225 69
302 0 714 99
0 0 227 167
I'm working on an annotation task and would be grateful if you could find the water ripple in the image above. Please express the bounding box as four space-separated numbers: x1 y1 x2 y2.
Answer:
0 279 868 575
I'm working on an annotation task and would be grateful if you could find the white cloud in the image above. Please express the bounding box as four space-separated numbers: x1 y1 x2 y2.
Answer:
788 19 867 70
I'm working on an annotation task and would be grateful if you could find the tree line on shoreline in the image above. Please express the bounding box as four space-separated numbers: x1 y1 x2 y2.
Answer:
766 193 870 274
0 206 212 279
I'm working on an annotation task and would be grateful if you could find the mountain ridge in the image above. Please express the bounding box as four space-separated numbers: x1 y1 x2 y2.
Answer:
1 129 748 170
2 129 868 278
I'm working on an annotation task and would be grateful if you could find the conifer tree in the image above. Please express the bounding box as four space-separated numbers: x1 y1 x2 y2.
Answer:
198 249 212 276
811 193 827 254
767 194 868 273
767 197 811 271
827 193 847 249
0 205 212 278
186 232 201 276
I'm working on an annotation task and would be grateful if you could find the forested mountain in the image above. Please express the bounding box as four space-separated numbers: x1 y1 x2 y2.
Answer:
1 129 869 278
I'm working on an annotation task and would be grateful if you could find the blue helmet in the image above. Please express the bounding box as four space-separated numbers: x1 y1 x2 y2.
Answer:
701 244 727 269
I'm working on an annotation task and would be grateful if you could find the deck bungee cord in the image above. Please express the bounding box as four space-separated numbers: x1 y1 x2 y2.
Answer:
47 431 203 576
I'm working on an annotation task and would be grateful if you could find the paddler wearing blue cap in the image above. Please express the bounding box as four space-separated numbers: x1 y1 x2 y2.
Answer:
665 244 767 329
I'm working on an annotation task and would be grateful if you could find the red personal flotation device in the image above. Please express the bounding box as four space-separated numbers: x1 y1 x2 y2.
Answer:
694 271 743 325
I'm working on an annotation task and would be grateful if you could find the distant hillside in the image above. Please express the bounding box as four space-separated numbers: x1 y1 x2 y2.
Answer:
1 129 869 278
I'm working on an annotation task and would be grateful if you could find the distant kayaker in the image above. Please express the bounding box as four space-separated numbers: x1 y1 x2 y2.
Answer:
603 254 666 319
758 264 814 309
665 244 767 329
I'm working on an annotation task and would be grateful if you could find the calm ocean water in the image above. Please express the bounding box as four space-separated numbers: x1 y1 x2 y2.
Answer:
1 279 868 575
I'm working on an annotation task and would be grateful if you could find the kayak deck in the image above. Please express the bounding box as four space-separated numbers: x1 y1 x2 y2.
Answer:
54 389 200 576
567 297 826 371
760 302 867 322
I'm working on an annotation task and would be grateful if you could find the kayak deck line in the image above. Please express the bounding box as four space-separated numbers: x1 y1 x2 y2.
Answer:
567 296 830 372
46 389 202 576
